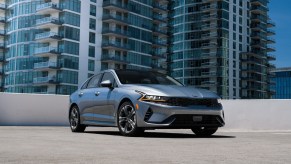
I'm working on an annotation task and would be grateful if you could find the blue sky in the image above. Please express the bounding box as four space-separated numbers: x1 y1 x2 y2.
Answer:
269 0 291 68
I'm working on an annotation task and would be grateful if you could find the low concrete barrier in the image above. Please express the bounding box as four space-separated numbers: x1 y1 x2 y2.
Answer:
0 93 291 130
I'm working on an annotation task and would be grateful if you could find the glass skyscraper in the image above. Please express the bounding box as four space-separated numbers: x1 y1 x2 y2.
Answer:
0 0 275 99
271 67 291 99
169 0 275 99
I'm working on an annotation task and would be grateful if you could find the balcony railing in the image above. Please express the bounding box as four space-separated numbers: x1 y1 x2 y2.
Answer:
101 55 129 64
0 16 5 23
34 62 58 69
36 17 62 26
35 32 62 40
152 3 168 11
103 0 129 11
34 47 60 55
102 41 130 50
33 76 58 84
102 28 130 37
102 14 128 24
36 2 61 12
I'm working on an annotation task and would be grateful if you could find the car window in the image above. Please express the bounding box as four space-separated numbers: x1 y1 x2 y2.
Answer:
86 74 102 88
81 78 91 89
100 72 116 87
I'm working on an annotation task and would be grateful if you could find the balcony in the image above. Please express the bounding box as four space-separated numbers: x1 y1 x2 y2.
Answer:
103 0 129 12
152 14 168 23
33 76 59 86
201 32 218 39
0 42 4 49
0 53 4 63
152 40 167 47
267 20 275 27
201 14 218 21
251 6 269 15
36 2 62 15
0 16 5 23
152 3 168 12
102 41 130 51
151 64 166 73
201 4 218 12
35 17 63 29
0 3 6 10
102 14 128 25
152 27 167 36
251 32 267 40
201 71 217 77
267 45 275 52
201 61 217 67
34 62 59 71
267 37 275 44
267 29 275 35
150 50 167 59
35 32 63 43
0 30 5 36
251 15 267 22
101 55 129 64
102 28 130 38
34 47 61 57
250 0 268 7
201 42 217 49
267 54 276 61
201 23 217 31
200 81 217 87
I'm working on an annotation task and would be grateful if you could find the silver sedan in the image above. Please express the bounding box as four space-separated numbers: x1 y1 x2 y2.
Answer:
69 69 225 137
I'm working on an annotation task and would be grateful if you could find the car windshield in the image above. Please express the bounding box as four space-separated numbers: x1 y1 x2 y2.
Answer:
115 70 183 86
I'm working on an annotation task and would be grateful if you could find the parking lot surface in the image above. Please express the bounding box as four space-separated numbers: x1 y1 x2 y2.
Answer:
0 127 291 164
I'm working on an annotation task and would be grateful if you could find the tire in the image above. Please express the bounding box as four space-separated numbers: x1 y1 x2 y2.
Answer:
69 105 86 132
191 127 218 137
117 101 144 137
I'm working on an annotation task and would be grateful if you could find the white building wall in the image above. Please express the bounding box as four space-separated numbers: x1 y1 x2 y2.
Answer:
0 93 291 131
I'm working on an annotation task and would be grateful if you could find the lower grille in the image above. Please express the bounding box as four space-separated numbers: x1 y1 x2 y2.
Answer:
166 115 224 127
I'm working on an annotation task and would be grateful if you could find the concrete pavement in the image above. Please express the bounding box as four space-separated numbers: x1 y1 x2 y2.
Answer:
0 127 291 164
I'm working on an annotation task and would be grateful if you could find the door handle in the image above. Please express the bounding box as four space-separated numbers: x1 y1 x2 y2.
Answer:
95 92 100 96
78 92 83 97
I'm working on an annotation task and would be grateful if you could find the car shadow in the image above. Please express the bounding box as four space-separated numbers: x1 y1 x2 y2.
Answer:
84 131 236 139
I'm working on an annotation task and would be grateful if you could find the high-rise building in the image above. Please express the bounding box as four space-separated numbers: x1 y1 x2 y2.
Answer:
169 0 275 99
0 0 168 94
271 67 291 99
0 0 276 99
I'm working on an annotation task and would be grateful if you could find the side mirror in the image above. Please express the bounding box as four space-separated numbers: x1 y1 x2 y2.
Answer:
100 80 113 88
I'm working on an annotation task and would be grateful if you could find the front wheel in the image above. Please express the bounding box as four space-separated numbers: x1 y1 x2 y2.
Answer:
69 106 86 132
191 127 218 137
117 101 144 137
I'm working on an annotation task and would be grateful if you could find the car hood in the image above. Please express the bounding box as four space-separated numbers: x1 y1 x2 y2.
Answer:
121 84 220 99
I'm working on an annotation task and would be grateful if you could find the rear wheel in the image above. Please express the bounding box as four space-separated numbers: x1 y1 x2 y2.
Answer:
69 106 86 132
191 127 218 137
117 101 144 137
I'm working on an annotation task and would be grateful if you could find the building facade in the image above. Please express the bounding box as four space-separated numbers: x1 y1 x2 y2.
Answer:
0 0 275 98
169 0 275 99
0 0 168 94
271 67 291 99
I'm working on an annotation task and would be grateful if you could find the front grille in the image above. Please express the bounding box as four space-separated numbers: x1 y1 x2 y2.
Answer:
163 98 220 107
165 115 224 127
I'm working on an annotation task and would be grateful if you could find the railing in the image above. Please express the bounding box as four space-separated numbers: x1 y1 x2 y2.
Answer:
152 3 167 11
36 2 60 11
36 17 61 26
101 55 128 63
0 16 5 22
102 14 128 23
34 62 57 69
152 14 168 21
35 47 59 54
103 0 128 10
102 28 130 36
102 41 130 49
35 32 60 40
33 76 57 84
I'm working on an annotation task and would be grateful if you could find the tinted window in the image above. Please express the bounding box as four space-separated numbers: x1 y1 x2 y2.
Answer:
116 70 182 86
100 72 116 87
86 74 101 88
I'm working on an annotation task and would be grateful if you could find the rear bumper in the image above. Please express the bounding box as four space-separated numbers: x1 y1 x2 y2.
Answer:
135 101 225 128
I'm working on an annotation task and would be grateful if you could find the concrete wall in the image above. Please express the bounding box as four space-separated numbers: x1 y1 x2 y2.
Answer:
0 93 291 130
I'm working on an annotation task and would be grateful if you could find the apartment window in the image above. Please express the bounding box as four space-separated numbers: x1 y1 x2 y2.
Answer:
239 26 242 33
233 24 236 31
90 5 96 16
88 59 95 72
239 44 242 51
233 51 236 59
233 42 236 49
88 46 95 57
233 70 236 77
89 32 95 43
239 0 243 7
89 18 96 30
239 35 242 42
239 9 242 15
233 33 236 40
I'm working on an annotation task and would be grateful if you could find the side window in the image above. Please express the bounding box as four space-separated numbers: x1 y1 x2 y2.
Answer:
81 78 91 89
86 74 102 88
100 72 116 87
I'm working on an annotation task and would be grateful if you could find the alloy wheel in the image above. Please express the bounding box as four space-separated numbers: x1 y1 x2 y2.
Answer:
118 105 136 134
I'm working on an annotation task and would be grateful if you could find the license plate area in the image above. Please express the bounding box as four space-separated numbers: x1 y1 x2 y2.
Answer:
192 116 203 122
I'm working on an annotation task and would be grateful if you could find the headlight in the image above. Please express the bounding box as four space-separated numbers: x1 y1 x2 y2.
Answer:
135 90 167 102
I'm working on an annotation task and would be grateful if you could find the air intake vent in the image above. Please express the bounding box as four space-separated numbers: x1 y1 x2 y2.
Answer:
144 108 153 122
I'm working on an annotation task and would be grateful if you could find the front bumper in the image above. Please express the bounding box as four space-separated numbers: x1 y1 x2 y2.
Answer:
136 101 225 129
